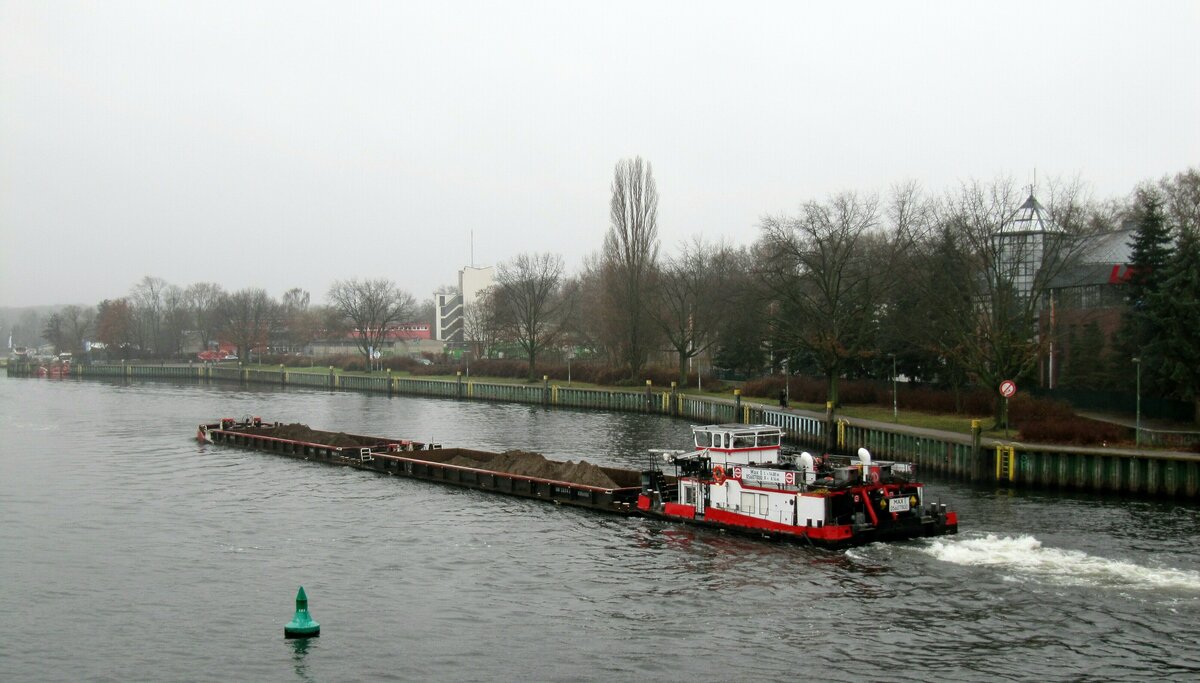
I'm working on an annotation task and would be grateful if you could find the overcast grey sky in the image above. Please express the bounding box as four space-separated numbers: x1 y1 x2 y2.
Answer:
2 1 1197 308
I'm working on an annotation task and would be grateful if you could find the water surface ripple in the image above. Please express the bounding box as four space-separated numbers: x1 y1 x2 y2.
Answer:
1 376 1197 681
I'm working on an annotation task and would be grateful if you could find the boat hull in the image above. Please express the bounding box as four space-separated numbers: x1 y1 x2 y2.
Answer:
639 504 957 549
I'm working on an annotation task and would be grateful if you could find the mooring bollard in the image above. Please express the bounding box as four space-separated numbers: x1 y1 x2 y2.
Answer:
825 400 835 451
971 419 983 482
285 586 320 639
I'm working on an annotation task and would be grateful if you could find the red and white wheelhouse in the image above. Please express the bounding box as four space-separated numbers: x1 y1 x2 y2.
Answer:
638 423 957 548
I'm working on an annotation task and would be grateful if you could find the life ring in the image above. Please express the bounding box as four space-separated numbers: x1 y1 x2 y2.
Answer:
712 464 727 485
867 471 880 484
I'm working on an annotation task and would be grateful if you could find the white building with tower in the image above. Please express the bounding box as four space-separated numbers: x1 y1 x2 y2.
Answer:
435 265 495 343
993 192 1065 300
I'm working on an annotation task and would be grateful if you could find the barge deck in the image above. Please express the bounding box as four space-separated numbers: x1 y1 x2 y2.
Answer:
198 419 644 514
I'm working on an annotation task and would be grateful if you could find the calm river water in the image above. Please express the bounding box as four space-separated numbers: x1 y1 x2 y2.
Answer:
1 375 1198 682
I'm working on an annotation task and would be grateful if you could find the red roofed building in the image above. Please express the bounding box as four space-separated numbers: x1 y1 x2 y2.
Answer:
308 323 440 358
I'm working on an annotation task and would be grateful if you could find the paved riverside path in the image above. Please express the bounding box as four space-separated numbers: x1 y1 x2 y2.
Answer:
73 362 1200 461
769 402 1200 461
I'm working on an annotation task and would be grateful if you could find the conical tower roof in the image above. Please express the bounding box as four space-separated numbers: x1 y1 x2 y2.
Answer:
1000 193 1063 235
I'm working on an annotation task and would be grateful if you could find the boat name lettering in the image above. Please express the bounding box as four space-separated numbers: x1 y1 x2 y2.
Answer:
731 466 795 486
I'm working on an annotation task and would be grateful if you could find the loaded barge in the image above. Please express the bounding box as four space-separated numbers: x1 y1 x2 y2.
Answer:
198 419 957 548
198 418 644 514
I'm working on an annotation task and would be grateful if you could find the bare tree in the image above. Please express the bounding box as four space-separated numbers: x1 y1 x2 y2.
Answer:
41 313 66 353
875 183 950 383
130 275 168 356
185 282 226 353
280 287 318 353
758 191 888 405
414 297 437 328
463 286 502 360
938 176 1100 422
161 285 190 357
327 278 416 370
316 303 350 340
653 237 733 386
282 288 310 312
58 305 95 354
712 247 771 377
220 288 278 362
886 219 976 403
887 180 936 251
604 156 661 377
1161 167 1200 237
575 253 623 366
494 253 570 380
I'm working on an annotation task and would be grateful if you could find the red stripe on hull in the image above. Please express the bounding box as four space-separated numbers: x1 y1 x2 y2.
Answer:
662 502 696 519
701 508 854 541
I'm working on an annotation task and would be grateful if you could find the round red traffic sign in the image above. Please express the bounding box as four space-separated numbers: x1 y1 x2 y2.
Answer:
999 380 1017 398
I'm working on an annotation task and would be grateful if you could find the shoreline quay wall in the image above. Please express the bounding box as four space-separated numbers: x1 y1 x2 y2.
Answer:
8 361 1197 501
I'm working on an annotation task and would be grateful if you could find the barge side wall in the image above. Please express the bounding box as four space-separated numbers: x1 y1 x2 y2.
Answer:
205 426 641 513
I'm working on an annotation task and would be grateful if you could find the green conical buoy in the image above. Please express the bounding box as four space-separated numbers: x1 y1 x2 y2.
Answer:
284 586 320 639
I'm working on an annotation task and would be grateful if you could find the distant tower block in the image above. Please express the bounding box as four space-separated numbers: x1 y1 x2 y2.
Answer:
435 265 495 343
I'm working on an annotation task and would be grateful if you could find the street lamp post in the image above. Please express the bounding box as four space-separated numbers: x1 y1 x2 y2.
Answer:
783 359 789 406
1133 357 1141 447
889 353 897 422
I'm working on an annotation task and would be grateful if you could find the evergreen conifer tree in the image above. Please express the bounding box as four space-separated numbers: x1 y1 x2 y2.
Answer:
1146 225 1200 423
1119 189 1174 393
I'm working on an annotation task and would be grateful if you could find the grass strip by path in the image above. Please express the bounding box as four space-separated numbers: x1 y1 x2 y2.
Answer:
252 364 996 438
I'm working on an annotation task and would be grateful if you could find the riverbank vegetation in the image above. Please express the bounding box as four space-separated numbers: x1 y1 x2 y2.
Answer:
244 356 1132 446
6 163 1198 436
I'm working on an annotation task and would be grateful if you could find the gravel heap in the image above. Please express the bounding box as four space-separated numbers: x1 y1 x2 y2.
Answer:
247 423 381 448
237 423 622 488
443 449 620 489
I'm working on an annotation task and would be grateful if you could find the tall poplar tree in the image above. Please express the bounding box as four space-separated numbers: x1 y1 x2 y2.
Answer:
604 157 660 378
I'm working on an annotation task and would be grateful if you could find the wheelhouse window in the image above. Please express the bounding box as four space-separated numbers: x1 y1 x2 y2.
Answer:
732 434 755 449
757 433 780 447
740 492 756 514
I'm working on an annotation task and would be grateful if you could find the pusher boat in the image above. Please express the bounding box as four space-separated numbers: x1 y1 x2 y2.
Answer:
637 423 958 548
